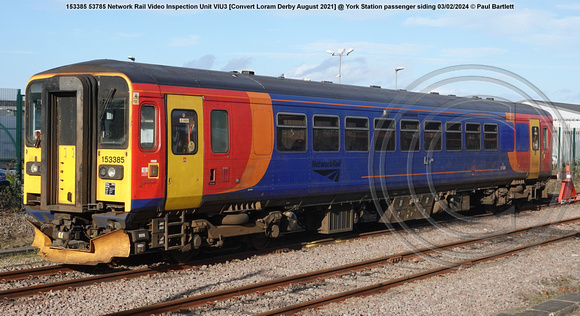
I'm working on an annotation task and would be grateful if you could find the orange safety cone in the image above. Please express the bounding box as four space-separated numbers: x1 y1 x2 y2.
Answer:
558 165 577 204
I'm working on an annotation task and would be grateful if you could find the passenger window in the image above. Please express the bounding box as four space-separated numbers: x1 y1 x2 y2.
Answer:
374 118 396 152
313 115 339 152
140 105 156 150
277 113 307 152
211 110 229 153
446 122 462 151
400 120 420 152
465 123 481 151
171 110 197 155
424 121 442 151
484 124 498 150
542 127 549 151
345 117 369 152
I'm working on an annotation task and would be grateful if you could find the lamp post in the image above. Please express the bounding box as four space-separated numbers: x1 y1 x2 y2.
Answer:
395 67 404 89
327 48 354 84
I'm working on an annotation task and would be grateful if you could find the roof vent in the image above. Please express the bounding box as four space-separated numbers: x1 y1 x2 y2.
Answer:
370 85 381 88
233 70 254 75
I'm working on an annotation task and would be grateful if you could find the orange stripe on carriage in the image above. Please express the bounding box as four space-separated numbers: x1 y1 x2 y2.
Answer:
218 92 274 194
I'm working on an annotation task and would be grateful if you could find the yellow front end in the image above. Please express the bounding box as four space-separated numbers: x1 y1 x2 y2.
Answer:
24 73 135 265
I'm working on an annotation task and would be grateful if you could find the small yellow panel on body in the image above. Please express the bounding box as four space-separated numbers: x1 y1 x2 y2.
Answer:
23 147 41 204
58 145 76 204
96 149 130 205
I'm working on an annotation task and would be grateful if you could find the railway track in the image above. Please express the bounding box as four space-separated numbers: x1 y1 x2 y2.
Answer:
0 199 566 306
104 214 580 316
0 227 396 300
0 205 498 298
0 264 73 283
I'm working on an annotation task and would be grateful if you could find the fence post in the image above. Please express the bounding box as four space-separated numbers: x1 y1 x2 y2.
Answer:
16 89 22 178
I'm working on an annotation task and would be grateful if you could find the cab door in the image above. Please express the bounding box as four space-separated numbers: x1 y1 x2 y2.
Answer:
54 93 77 204
165 95 204 210
528 119 540 179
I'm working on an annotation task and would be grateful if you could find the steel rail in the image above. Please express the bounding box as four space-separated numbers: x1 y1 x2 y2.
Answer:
104 215 580 316
257 232 580 316
0 264 72 282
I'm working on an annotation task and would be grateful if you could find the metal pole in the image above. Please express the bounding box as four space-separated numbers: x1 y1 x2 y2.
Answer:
16 89 22 178
573 128 576 177
338 54 342 84
558 126 561 174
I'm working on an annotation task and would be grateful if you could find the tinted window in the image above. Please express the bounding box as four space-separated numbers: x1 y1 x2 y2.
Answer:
465 123 481 151
345 117 369 152
25 82 42 146
484 124 498 150
277 113 306 152
400 120 420 152
140 105 156 150
446 122 462 151
313 115 339 152
374 118 396 152
171 110 198 155
532 126 540 151
98 77 129 149
542 127 549 151
424 121 442 151
211 110 229 153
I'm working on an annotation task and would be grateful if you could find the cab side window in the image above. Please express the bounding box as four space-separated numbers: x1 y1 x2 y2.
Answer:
211 110 229 154
140 105 156 150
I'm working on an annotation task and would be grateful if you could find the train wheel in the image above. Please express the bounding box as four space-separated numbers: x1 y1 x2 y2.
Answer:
167 247 200 263
167 234 202 263
248 233 270 250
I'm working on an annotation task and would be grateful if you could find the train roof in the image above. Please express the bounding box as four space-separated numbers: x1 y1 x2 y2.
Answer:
36 59 549 116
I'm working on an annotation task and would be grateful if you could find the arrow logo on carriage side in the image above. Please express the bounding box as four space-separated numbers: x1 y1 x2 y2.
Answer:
313 169 340 182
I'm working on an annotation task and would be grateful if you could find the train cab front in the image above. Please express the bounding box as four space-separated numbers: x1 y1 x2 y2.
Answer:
24 74 133 265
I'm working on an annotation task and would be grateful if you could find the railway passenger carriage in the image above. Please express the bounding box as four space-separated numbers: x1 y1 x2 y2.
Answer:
23 60 552 265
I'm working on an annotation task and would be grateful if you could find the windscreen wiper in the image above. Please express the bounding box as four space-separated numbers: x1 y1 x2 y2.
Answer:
98 88 117 121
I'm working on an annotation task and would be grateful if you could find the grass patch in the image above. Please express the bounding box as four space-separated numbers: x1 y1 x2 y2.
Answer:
524 276 580 307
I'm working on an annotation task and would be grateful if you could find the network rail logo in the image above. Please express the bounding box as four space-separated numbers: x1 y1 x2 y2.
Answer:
367 65 567 266
312 159 341 182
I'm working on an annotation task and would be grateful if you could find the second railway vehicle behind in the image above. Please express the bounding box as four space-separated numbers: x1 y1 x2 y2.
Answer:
24 60 552 265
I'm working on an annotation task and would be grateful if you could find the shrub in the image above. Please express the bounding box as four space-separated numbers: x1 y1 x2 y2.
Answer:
0 172 23 212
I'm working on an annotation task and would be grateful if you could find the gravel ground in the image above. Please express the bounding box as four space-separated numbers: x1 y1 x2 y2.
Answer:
0 211 34 250
1 203 580 315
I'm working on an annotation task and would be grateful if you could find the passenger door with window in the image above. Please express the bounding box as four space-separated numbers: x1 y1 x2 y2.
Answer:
165 95 204 210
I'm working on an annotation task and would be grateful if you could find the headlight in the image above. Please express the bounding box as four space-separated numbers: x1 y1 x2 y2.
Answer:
26 162 41 175
107 167 116 178
98 165 123 180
